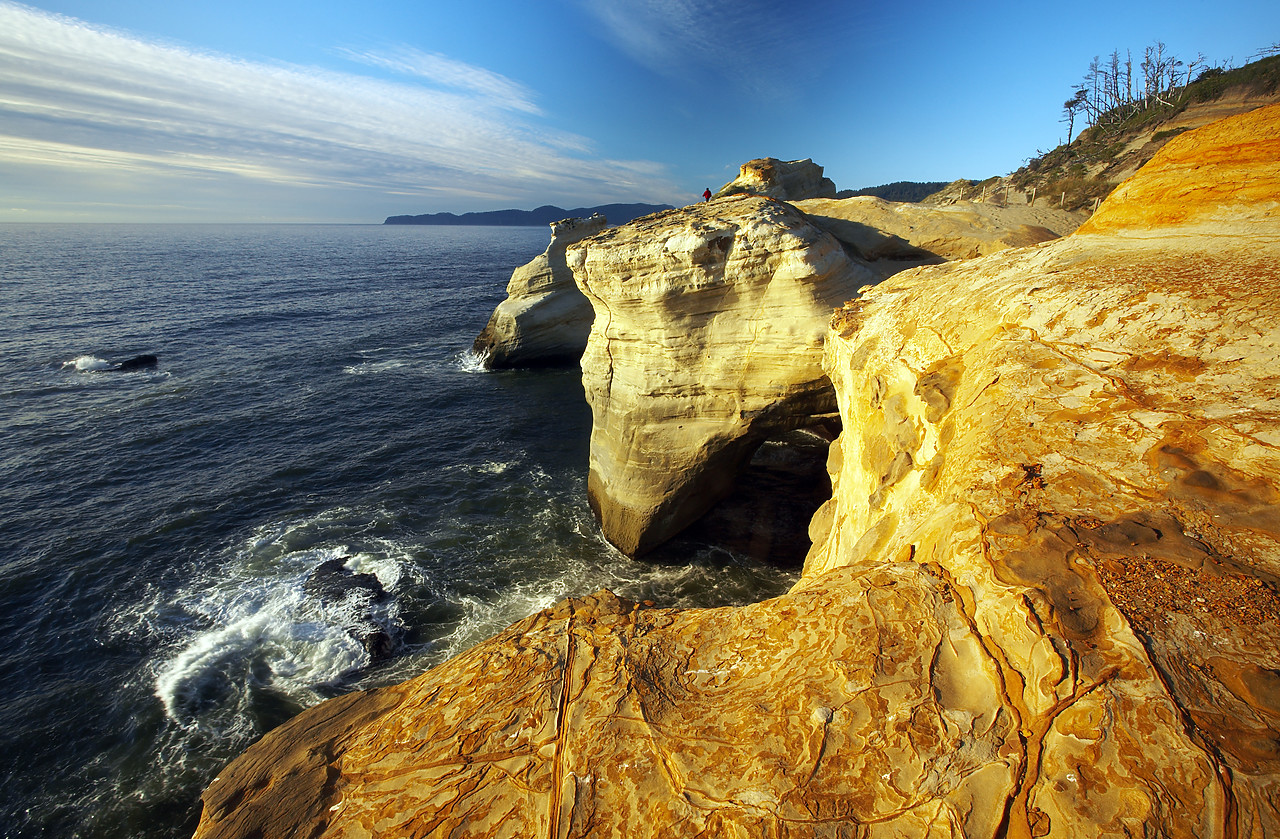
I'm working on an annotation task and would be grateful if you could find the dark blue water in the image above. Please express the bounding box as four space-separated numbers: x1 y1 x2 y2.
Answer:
0 224 796 838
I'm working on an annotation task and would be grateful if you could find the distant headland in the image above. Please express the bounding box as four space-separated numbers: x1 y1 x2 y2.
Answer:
383 203 674 226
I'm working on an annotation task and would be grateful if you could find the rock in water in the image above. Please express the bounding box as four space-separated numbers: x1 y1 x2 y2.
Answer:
303 558 395 662
714 157 838 201
567 195 873 556
194 105 1280 838
114 353 158 371
472 214 608 368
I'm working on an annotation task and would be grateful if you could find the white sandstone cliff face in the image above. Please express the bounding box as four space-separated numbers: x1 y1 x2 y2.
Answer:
714 157 838 201
567 195 873 556
472 214 607 368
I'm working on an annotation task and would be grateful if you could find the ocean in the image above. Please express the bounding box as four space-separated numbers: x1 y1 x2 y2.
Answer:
0 224 798 838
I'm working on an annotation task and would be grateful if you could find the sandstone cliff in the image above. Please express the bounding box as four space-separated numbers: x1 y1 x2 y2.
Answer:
714 157 838 201
567 195 873 556
194 106 1280 839
806 102 1280 835
794 196 1084 263
472 214 607 368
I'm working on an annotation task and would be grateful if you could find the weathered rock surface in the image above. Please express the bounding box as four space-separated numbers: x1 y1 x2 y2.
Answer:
714 157 838 201
808 103 1280 834
794 195 1084 264
194 106 1280 839
472 214 607 368
1077 101 1280 235
567 195 873 556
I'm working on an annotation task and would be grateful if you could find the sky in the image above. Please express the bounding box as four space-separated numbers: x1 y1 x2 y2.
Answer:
1 0 1276 223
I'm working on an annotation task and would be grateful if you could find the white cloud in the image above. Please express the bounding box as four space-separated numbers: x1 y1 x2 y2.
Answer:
0 2 677 219
579 0 855 95
338 45 541 115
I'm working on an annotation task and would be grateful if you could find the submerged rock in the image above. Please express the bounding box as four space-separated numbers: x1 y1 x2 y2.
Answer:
194 105 1280 838
472 214 608 368
714 157 838 201
114 353 158 371
303 558 394 662
567 194 873 556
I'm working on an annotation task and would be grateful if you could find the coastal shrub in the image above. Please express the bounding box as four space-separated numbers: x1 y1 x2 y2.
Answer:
1189 54 1280 101
1039 177 1117 212
1006 53 1277 208
846 181 951 203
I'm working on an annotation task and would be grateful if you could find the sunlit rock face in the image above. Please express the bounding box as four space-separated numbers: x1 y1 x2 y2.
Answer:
794 195 1083 264
808 102 1280 835
472 214 606 368
714 157 838 201
566 195 873 556
195 584 1025 839
194 106 1280 839
1076 101 1280 235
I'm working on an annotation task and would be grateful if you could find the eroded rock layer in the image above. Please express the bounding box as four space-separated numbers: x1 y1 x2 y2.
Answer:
794 195 1083 263
714 157 838 201
194 106 1280 839
472 214 606 368
807 104 1280 834
567 195 873 556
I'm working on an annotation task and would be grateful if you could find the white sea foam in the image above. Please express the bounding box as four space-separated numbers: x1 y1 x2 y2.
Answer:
64 355 113 371
152 520 409 729
455 349 490 373
343 359 407 375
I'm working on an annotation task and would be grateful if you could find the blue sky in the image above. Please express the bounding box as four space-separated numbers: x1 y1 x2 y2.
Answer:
1 0 1276 222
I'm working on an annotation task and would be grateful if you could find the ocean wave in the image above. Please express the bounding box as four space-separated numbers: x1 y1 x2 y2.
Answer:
63 355 114 372
343 359 408 375
150 521 410 730
454 349 490 373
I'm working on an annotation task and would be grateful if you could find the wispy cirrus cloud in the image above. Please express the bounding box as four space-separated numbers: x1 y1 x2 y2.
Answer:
0 2 676 220
338 45 542 115
580 0 858 95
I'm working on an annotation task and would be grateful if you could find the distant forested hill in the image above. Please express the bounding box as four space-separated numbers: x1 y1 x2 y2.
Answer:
384 203 674 226
838 182 951 203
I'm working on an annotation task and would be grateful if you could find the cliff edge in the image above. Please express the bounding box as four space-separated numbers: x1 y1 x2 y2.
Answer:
193 105 1280 838
568 195 872 556
472 214 606 369
714 157 837 201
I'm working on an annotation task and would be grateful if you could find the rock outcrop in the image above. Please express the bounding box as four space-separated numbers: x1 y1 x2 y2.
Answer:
806 102 1280 835
472 214 607 368
1076 101 1280 234
194 106 1280 839
794 195 1084 264
714 157 838 201
567 194 873 556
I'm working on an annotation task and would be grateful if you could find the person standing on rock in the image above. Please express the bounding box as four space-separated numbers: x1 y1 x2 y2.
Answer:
702 188 712 203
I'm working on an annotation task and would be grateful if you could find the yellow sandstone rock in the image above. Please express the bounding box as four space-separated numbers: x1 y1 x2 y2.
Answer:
193 105 1280 839
794 195 1084 263
713 157 838 201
